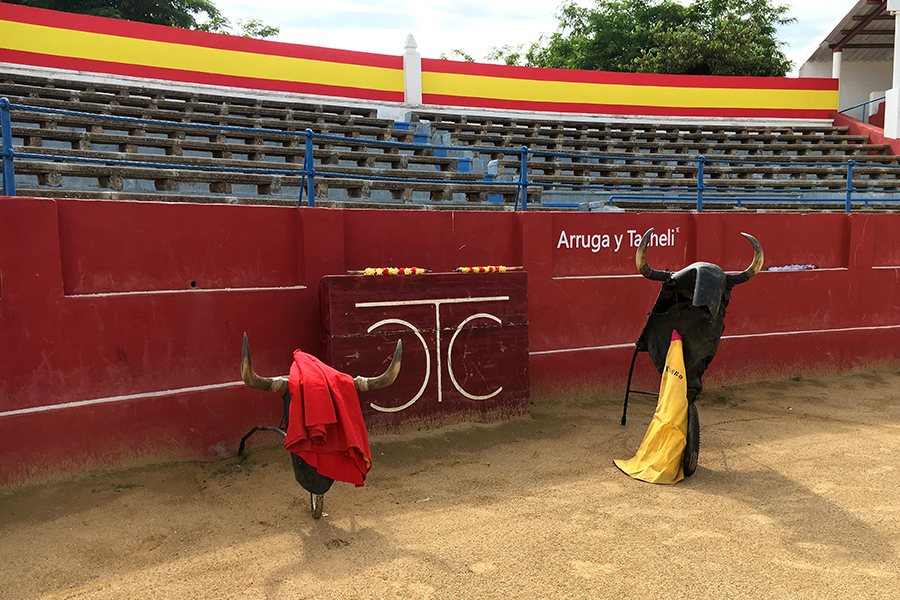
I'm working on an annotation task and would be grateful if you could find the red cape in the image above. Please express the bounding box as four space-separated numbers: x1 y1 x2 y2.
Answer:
285 350 372 486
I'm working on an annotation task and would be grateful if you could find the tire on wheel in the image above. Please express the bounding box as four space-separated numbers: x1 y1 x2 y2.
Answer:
311 493 324 519
683 402 700 477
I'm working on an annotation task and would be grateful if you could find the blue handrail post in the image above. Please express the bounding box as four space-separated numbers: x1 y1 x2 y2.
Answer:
0 98 15 196
299 128 315 207
838 96 885 123
696 156 706 212
515 147 529 211
845 160 855 213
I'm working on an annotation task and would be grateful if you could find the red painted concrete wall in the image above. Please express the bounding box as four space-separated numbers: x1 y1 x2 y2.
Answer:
832 112 900 155
3 197 900 485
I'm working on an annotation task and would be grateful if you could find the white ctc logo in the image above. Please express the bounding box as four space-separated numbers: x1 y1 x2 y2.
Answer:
355 295 509 413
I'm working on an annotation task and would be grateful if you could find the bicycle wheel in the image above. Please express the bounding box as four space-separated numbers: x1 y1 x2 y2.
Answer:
683 402 700 477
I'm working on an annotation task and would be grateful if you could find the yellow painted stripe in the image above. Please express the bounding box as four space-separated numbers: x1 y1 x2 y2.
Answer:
0 21 404 93
423 72 838 111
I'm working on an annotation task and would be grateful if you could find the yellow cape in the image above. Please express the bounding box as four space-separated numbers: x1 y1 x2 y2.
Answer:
614 332 688 484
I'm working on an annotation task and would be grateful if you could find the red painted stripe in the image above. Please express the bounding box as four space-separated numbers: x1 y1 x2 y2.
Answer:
422 58 837 92
422 93 834 119
2 4 402 69
0 49 405 103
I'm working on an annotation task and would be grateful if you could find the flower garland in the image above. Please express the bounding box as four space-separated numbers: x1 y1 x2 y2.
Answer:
347 266 521 276
349 267 428 276
457 266 522 273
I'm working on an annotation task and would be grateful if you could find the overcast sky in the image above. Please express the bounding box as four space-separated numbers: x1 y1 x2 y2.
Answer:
211 0 855 76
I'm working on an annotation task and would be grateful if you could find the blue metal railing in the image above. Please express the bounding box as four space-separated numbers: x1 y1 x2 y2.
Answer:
839 96 886 124
0 99 14 196
0 101 547 209
2 98 900 213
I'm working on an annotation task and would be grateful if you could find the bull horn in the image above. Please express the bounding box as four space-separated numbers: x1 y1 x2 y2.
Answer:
635 228 670 281
354 340 402 392
726 232 764 286
241 332 289 393
242 333 402 393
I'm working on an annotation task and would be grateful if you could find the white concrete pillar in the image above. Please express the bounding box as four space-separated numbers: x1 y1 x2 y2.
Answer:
832 50 842 80
884 2 900 137
403 34 422 106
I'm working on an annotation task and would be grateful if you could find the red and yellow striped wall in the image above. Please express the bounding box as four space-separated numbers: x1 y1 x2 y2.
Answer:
0 4 405 102
0 5 838 119
421 60 838 120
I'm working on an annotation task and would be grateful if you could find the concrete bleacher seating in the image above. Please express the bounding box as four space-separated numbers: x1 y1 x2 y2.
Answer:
1 72 531 207
414 111 892 156
412 111 900 208
2 70 900 210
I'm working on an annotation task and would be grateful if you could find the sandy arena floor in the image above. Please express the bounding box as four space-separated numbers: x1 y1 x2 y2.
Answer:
3 369 900 600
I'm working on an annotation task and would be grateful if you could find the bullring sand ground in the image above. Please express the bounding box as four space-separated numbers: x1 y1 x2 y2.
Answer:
3 369 900 599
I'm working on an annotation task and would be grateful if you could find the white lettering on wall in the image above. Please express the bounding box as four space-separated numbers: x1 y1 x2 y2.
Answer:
557 227 680 253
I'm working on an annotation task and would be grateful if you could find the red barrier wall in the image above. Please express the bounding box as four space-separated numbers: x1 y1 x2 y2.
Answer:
832 111 900 155
3 197 900 485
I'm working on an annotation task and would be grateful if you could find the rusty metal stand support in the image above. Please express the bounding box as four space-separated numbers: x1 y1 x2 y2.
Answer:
622 344 657 425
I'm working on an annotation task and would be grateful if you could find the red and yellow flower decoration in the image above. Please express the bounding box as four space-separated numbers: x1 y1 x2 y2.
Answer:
457 266 510 273
360 267 427 276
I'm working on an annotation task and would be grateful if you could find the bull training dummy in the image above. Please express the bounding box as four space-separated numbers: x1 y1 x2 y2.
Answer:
616 228 763 483
240 334 401 517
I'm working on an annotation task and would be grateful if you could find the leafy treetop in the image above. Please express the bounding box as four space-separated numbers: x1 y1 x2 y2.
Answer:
4 0 279 38
488 0 794 77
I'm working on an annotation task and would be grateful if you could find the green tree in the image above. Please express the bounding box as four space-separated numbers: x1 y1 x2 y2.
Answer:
4 0 279 39
485 44 526 66
636 0 793 76
232 18 279 39
197 16 280 39
439 49 475 62
490 0 794 77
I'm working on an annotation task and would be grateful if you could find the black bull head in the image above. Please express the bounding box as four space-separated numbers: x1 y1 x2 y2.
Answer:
240 334 402 495
635 228 764 399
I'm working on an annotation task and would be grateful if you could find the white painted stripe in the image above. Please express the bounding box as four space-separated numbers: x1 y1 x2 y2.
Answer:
552 268 846 281
872 266 900 270
723 323 900 339
0 381 245 419
553 274 642 281
11 323 900 417
67 285 306 298
356 296 510 308
531 342 635 355
529 323 900 356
